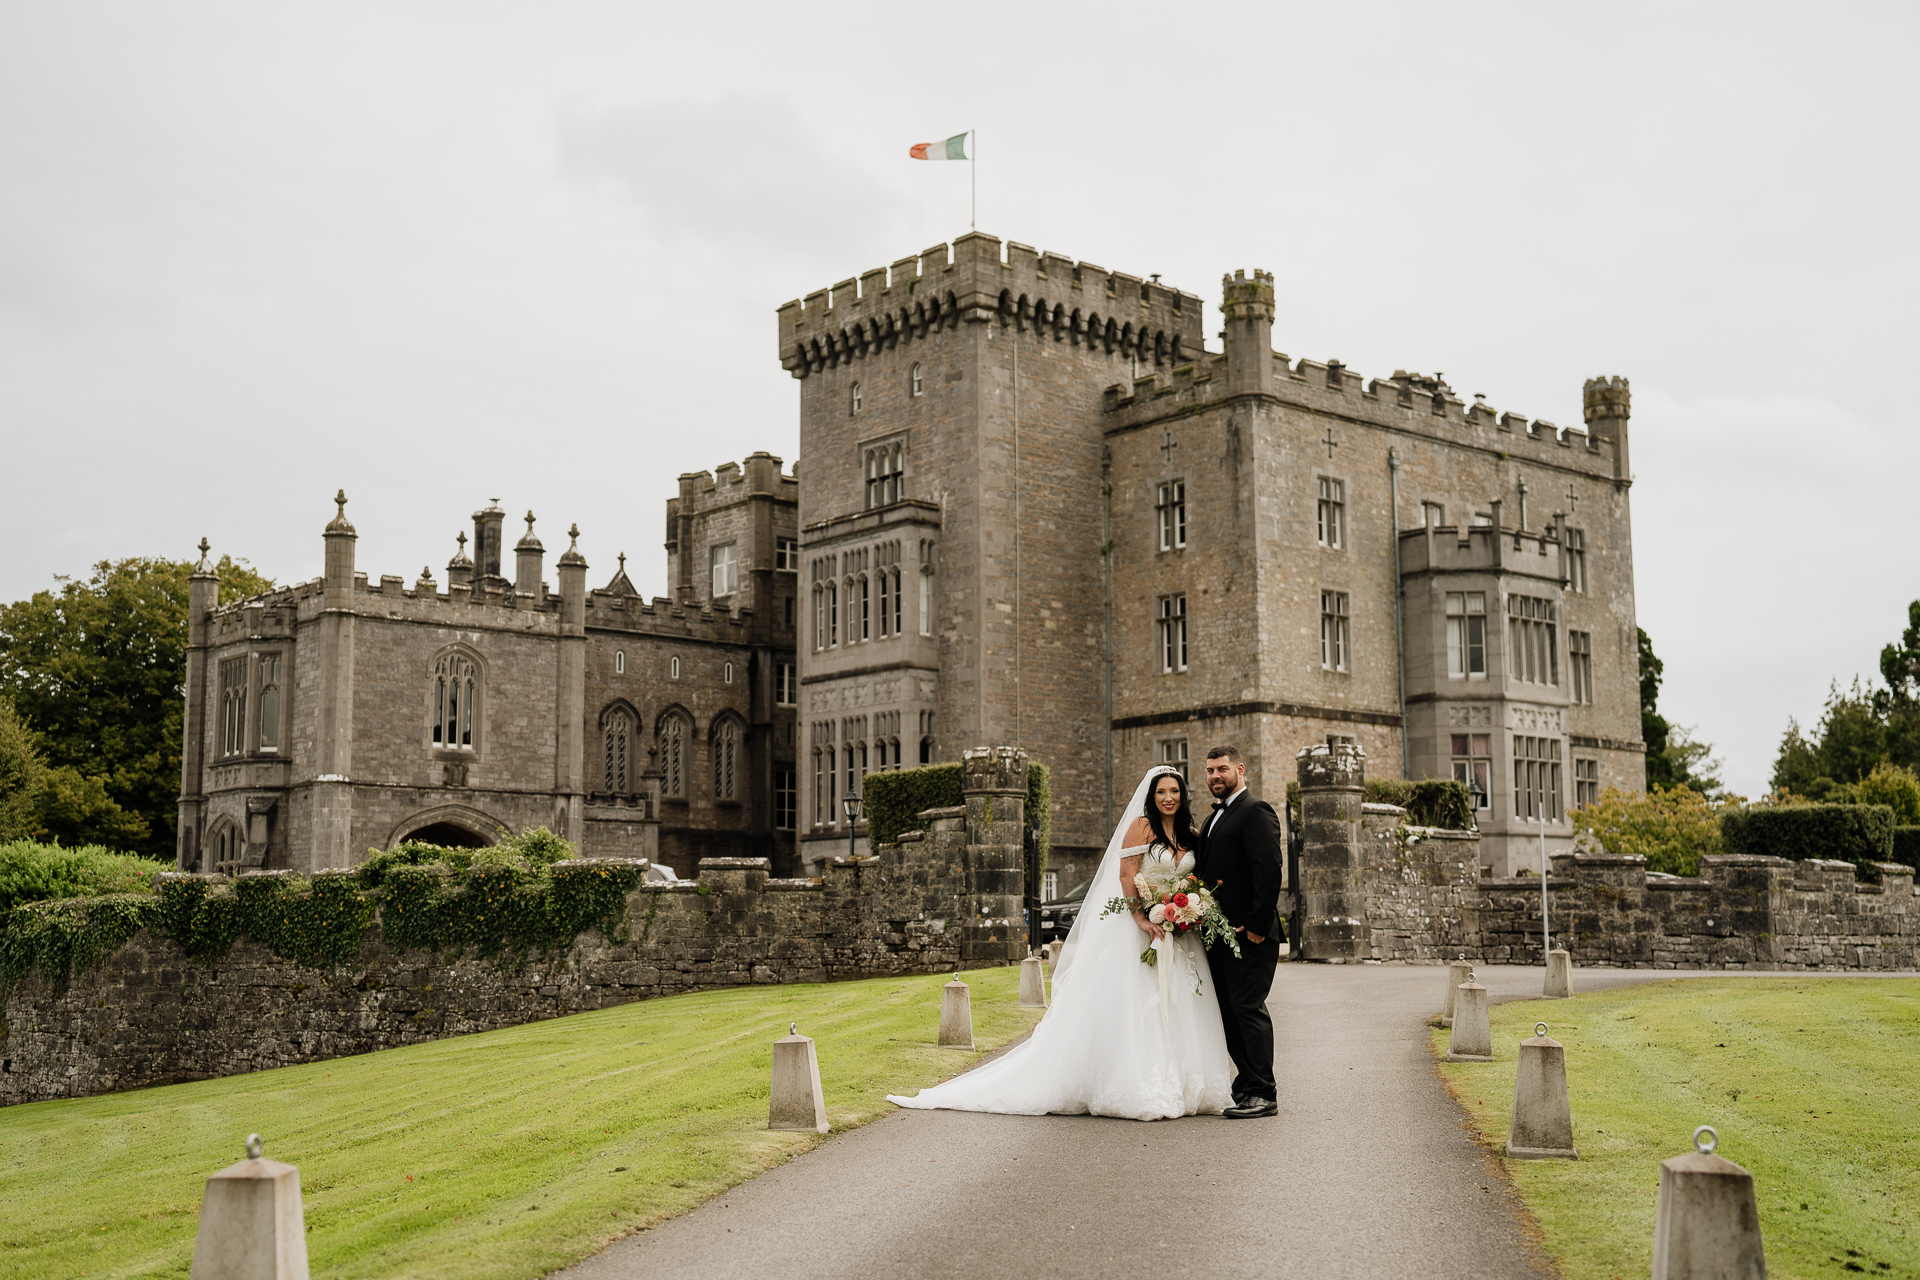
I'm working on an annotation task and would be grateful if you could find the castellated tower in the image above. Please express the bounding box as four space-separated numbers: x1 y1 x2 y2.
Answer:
783 235 1644 879
780 232 1203 872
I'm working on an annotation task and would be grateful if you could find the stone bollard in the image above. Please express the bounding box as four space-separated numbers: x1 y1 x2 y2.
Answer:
1652 1127 1767 1279
1505 1022 1577 1159
1445 974 1493 1062
1544 948 1573 999
768 1022 829 1133
1440 957 1472 1026
1044 940 1063 971
938 973 975 1049
1018 952 1048 1008
190 1134 309 1280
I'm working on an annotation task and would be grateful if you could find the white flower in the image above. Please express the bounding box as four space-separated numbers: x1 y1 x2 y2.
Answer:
1147 903 1168 924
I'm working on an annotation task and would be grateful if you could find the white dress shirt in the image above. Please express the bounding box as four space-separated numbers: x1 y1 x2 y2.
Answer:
1204 784 1247 839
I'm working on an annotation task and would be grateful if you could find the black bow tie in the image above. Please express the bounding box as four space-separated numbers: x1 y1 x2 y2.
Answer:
1212 800 1228 810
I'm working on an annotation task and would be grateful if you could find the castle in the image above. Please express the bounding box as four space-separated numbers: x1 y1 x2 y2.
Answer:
176 231 1643 882
176 461 800 877
782 233 1642 882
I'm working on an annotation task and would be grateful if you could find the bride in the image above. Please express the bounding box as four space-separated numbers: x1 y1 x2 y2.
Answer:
887 765 1234 1120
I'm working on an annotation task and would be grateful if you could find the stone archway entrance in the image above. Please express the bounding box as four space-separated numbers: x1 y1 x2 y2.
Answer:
399 821 495 849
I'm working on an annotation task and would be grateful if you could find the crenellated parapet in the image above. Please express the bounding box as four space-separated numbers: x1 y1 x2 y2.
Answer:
776 232 1205 380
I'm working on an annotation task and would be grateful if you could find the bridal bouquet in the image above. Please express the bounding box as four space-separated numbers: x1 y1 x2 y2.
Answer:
1101 861 1243 966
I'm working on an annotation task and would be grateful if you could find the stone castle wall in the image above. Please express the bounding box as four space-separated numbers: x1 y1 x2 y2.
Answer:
3 750 1030 1106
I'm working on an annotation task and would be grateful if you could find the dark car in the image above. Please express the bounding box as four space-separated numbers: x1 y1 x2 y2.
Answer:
1036 880 1092 944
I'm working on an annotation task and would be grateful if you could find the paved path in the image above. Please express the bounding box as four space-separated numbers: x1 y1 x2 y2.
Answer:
559 965 1901 1280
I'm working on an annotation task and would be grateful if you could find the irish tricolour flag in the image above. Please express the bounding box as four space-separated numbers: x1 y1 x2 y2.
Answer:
910 133 970 161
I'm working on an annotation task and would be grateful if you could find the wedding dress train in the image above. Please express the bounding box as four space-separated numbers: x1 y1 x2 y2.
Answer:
887 768 1234 1121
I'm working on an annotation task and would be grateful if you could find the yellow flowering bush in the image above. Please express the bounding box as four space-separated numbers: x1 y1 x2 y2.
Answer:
1571 785 1722 876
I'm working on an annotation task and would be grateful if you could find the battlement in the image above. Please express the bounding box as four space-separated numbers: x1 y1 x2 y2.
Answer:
776 232 1206 380
1105 340 1618 476
673 452 798 502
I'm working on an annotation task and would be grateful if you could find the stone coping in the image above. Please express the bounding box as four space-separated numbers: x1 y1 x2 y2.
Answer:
1484 877 1575 890
1645 877 1710 890
918 806 967 820
766 878 822 891
697 857 772 871
1361 802 1407 816
551 857 650 869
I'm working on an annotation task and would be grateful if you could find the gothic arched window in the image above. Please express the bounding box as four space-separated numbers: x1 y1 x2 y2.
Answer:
660 713 689 799
258 653 282 753
714 718 740 801
911 363 923 396
432 652 478 751
851 381 862 414
602 705 636 794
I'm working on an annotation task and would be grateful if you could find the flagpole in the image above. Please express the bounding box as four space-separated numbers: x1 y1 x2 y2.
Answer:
970 128 976 230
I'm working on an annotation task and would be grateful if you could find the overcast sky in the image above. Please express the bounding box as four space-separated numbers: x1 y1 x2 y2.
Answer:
3 2 1914 797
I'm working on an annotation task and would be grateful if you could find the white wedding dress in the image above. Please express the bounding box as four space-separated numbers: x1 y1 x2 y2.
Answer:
887 767 1234 1120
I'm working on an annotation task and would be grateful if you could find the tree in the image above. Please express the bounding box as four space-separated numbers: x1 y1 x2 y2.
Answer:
1770 679 1888 798
0 555 273 859
1639 627 1670 785
0 697 43 841
1639 628 1723 795
1875 599 1920 770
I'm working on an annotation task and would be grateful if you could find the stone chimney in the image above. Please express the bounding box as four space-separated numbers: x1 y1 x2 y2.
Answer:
1583 377 1632 485
471 500 506 582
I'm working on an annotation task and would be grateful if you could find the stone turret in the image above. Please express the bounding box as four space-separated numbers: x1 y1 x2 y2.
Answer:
1222 269 1276 398
554 524 589 839
1583 376 1632 485
322 490 356 609
446 531 473 588
515 511 545 597
177 538 220 868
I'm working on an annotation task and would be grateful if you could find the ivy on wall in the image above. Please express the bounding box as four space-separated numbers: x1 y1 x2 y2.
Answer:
0 829 647 999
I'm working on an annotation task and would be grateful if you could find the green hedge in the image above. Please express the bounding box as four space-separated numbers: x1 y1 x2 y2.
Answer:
1719 804 1894 873
863 761 1052 868
1887 826 1920 875
0 828 647 997
1283 778 1476 833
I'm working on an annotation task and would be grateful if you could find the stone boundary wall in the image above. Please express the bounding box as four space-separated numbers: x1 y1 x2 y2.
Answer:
2 749 1032 1106
1302 744 1920 970
1342 800 1919 970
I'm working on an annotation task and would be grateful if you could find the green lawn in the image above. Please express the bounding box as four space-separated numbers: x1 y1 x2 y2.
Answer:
0 967 1041 1279
1433 978 1920 1279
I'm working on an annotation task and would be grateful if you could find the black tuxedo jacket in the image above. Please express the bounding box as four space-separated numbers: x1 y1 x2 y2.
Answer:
1196 791 1285 946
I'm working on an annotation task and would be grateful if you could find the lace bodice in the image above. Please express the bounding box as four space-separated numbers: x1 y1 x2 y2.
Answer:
1121 843 1193 870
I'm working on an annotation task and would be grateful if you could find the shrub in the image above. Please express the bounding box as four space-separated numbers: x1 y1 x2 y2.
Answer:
1283 778 1476 834
863 761 1051 868
0 840 171 913
1853 762 1920 826
1573 785 1722 877
1890 827 1920 875
1719 804 1894 874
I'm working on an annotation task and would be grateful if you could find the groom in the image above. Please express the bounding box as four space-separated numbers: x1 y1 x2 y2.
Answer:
1196 744 1284 1119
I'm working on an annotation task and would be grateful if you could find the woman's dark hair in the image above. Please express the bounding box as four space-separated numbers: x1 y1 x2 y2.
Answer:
1141 770 1195 851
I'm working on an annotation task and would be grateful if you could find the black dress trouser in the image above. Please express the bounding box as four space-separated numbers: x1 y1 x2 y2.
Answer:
1207 942 1278 1101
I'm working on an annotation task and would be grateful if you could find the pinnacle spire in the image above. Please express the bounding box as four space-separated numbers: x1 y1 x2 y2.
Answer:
325 489 356 536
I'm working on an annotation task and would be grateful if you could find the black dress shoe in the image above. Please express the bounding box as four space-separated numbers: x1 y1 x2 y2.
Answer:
1223 1097 1278 1119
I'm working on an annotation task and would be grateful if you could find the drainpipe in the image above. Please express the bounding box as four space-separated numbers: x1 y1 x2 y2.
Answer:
1389 448 1409 778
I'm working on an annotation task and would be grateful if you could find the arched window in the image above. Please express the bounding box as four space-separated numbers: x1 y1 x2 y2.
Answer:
615 649 626 674
827 581 838 645
812 584 826 650
208 819 242 875
602 705 636 794
670 655 681 679
714 719 740 800
921 737 934 764
724 661 734 684
659 713 689 799
258 653 282 753
432 652 478 751
851 381 862 414
911 363 924 396
856 573 870 641
219 657 247 757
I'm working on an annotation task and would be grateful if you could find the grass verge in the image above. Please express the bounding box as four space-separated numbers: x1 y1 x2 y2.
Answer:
0 967 1041 1279
1432 977 1920 1279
